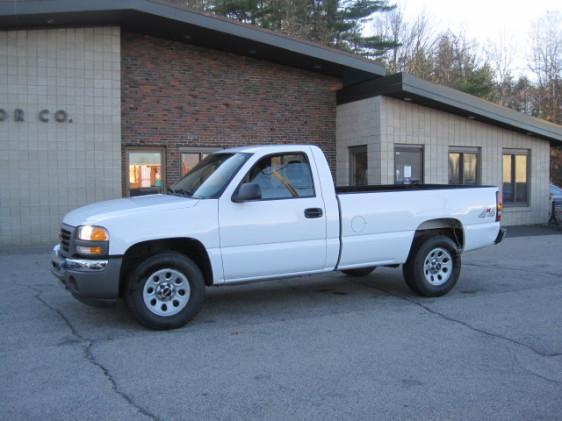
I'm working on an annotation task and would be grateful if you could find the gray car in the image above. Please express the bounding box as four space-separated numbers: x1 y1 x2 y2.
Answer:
550 184 562 223
551 184 562 201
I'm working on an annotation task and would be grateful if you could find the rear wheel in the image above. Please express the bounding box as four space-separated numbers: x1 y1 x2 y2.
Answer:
125 252 205 330
341 267 376 277
403 235 461 297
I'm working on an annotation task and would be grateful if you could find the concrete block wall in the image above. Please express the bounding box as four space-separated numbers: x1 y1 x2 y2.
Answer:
336 95 551 226
0 27 122 248
335 97 381 186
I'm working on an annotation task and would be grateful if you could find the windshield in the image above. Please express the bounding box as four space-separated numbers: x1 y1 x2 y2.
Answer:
169 153 250 199
551 185 562 195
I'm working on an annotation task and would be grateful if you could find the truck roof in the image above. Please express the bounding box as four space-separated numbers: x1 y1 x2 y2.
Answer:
221 144 316 154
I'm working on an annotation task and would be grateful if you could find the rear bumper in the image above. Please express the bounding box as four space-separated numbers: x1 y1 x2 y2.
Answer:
50 244 122 306
495 228 507 245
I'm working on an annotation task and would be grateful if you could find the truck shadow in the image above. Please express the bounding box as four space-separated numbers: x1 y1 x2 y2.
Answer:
198 269 410 320
62 268 449 334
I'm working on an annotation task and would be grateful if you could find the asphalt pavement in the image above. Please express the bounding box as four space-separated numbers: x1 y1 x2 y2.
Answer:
1 228 561 420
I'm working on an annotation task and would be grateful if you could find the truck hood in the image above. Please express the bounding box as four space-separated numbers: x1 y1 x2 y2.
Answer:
63 194 199 227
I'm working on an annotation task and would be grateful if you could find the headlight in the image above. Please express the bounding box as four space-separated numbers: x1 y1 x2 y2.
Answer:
75 225 109 256
77 225 109 241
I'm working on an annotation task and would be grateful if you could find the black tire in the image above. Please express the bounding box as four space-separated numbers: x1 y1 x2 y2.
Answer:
402 235 461 297
125 252 205 330
341 267 376 277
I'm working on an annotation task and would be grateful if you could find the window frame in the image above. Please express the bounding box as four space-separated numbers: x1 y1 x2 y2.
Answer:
124 146 166 197
232 151 317 202
394 144 424 184
502 148 530 207
179 147 221 177
448 146 481 185
349 145 368 186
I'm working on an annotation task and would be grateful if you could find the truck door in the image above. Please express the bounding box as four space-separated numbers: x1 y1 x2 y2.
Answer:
218 152 327 281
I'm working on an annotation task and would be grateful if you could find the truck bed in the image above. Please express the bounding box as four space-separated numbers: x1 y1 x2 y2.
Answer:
334 184 500 270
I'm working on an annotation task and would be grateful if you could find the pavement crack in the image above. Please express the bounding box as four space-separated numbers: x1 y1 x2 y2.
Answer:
514 360 562 386
83 341 161 421
27 286 160 421
34 292 85 340
355 281 562 360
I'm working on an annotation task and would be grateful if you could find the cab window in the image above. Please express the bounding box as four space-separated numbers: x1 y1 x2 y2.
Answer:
242 153 315 200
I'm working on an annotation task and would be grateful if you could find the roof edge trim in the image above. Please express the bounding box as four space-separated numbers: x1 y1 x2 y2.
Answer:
337 72 562 143
0 0 386 77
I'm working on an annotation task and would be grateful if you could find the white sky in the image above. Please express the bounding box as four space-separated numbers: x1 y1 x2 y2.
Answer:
369 0 562 77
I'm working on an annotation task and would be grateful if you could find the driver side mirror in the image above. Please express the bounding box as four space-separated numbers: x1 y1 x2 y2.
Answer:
233 183 262 202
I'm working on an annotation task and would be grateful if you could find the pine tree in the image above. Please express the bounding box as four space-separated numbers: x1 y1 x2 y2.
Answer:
173 0 399 57
333 0 397 57
431 32 496 101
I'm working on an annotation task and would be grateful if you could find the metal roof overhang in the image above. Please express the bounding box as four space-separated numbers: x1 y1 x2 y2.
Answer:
0 0 385 86
337 73 562 144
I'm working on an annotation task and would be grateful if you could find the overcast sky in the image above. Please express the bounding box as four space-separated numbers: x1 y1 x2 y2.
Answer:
369 0 562 77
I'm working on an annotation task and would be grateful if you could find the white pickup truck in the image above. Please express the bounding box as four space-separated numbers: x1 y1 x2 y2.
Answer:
51 145 505 329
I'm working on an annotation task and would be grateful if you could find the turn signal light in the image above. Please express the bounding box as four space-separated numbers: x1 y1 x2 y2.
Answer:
496 191 503 222
77 246 104 256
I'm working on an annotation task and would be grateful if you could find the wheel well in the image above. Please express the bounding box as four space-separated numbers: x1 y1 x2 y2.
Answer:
119 238 214 296
410 218 464 254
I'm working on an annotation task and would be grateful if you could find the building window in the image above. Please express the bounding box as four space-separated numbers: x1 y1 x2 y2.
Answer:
180 148 220 176
349 145 368 186
503 149 529 205
395 145 424 184
449 148 480 185
241 153 315 200
126 148 165 197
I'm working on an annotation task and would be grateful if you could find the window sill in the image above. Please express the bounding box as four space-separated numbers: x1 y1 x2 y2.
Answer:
504 205 531 212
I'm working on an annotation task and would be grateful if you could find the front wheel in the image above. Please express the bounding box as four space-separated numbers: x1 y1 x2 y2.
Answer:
125 252 205 330
402 235 461 297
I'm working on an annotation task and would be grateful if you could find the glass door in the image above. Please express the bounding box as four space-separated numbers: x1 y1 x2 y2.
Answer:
349 145 368 186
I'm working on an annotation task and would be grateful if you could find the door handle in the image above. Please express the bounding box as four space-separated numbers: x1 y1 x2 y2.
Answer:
304 208 323 219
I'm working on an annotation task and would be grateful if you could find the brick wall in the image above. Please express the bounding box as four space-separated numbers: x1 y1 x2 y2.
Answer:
121 32 341 187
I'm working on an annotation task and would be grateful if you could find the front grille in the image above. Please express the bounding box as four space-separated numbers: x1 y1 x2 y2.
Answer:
60 229 71 253
59 225 75 256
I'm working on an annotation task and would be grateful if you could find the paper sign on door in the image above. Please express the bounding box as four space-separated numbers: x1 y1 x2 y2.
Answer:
404 166 412 178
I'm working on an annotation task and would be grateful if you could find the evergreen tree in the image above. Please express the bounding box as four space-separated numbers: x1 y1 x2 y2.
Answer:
430 32 496 101
175 0 399 57
333 0 397 57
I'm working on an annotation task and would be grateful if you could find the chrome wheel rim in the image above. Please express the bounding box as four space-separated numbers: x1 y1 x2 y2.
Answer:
143 268 191 317
423 247 453 286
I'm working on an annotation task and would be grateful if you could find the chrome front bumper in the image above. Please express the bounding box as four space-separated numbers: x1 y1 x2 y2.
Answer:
51 244 108 273
50 244 122 306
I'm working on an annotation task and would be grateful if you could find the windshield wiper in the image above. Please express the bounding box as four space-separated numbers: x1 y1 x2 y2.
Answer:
167 187 193 197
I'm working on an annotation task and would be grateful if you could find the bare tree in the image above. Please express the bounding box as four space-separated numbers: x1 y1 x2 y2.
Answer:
529 12 562 185
486 34 518 106
372 7 434 77
529 11 562 124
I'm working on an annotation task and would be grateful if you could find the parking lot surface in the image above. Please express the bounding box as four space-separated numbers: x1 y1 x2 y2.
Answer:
1 229 561 420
